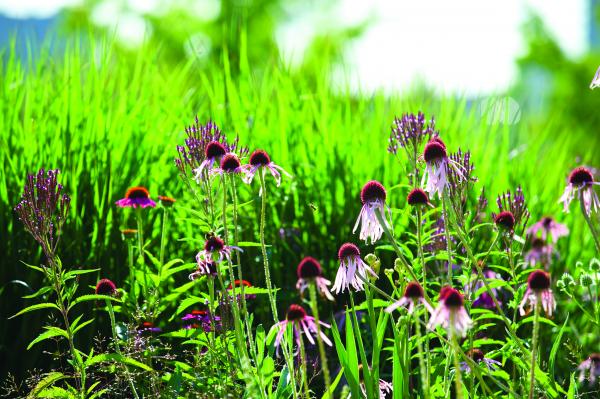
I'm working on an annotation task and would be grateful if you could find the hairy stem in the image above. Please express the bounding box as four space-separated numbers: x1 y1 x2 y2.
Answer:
528 298 541 399
106 299 139 399
308 283 331 394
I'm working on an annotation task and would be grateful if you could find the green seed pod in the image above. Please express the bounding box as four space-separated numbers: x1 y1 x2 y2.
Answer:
590 258 600 272
580 273 593 287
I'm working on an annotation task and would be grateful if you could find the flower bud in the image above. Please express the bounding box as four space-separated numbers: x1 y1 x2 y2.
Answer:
580 273 593 287
590 258 600 272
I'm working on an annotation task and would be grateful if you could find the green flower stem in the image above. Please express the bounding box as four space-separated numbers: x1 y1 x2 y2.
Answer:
258 171 279 322
127 240 137 305
441 192 453 283
528 298 541 399
159 207 169 276
413 310 430 399
449 313 464 399
298 333 311 399
105 299 139 399
135 209 149 300
416 207 427 292
348 291 374 398
307 283 331 394
580 191 600 254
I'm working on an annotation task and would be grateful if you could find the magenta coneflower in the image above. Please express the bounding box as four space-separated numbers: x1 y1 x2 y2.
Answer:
242 149 290 188
519 270 556 317
274 304 332 355
527 216 568 244
578 353 600 384
115 186 156 208
296 257 334 301
385 281 433 314
460 349 501 373
353 180 392 244
524 238 555 268
407 188 433 208
189 258 218 280
560 167 600 216
196 235 242 265
193 141 227 182
428 287 472 337
95 279 117 296
421 138 464 199
332 243 377 294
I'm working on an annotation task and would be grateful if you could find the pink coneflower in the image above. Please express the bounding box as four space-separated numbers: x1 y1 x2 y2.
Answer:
211 153 244 176
274 304 332 355
428 287 472 337
242 149 290 188
385 281 433 314
407 188 433 208
189 258 218 280
353 181 392 244
296 257 334 301
193 141 227 182
196 235 242 264
95 279 117 296
332 243 377 294
590 66 600 89
578 353 600 384
524 238 555 268
421 138 464 199
527 216 568 244
519 270 556 317
560 167 600 216
460 349 501 373
115 186 156 208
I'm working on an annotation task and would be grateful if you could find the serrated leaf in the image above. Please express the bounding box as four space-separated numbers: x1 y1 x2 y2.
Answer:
27 326 69 350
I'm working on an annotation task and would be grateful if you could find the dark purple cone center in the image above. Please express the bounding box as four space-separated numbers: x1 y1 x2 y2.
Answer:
126 187 150 199
444 290 464 308
404 282 424 299
423 141 447 163
297 257 322 279
568 167 594 186
542 217 553 228
338 243 360 260
205 141 227 159
590 353 600 364
96 279 117 296
360 180 386 204
221 154 241 172
249 150 271 166
286 304 307 321
494 211 515 230
531 237 545 249
407 188 429 206
528 270 551 291
469 349 485 363
204 236 225 252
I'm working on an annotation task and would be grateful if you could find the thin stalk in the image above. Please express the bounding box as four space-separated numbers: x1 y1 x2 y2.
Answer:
580 191 600 253
308 283 331 393
135 210 149 300
298 334 311 399
413 311 430 399
348 291 374 398
441 193 453 283
127 240 136 305
416 206 432 386
159 207 169 274
106 299 139 399
528 298 541 399
449 313 464 399
258 171 278 322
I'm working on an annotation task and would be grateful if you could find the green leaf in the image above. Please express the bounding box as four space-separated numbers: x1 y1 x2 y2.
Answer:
85 353 153 371
27 371 68 398
64 268 100 280
170 296 206 321
27 326 69 350
549 314 569 377
237 241 270 247
69 294 120 309
9 302 60 319
321 369 343 399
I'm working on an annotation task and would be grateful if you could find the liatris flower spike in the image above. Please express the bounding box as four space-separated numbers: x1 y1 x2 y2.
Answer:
428 287 473 337
332 243 378 294
460 349 502 373
196 235 242 265
560 167 600 216
519 270 556 317
95 279 118 296
274 304 332 355
296 257 334 301
353 180 392 244
385 281 433 314
590 66 600 89
116 186 156 208
527 216 568 244
242 149 291 188
421 137 465 199
578 353 600 384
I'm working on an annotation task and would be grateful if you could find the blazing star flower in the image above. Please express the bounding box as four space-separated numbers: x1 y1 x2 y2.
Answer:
227 279 257 300
182 310 221 332
492 187 530 236
385 281 433 314
388 112 436 155
332 243 378 294
428 287 473 337
189 258 218 280
460 349 502 373
519 270 556 317
527 216 568 244
196 236 242 265
466 268 502 309
14 168 71 258
421 138 464 199
560 167 600 216
296 257 334 301
95 279 117 296
115 186 156 209
590 66 600 89
241 149 291 188
158 195 176 207
353 180 392 244
274 304 332 355
578 353 600 384
524 238 555 268
407 188 433 208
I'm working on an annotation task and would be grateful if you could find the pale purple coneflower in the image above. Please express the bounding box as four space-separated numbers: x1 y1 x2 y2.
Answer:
353 180 392 244
115 186 156 209
95 279 118 296
274 304 332 355
527 216 568 244
428 287 473 337
590 66 600 89
332 243 377 294
210 153 244 176
578 353 600 384
493 187 530 237
407 188 433 208
241 149 291 188
559 167 600 216
296 257 334 301
524 238 555 268
193 141 227 182
189 258 218 280
421 138 464 199
385 281 433 314
518 270 556 317
460 349 502 373
196 235 242 265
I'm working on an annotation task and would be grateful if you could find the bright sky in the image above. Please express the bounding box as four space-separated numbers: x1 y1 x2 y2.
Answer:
0 0 590 95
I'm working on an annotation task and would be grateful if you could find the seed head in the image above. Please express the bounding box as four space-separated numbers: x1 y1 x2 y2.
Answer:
205 141 227 159
443 289 464 308
95 279 117 296
407 188 429 206
297 257 322 279
360 180 386 204
204 236 225 252
404 282 424 299
338 243 360 260
125 186 151 200
249 150 271 167
528 270 551 291
423 139 447 163
221 153 241 172
286 304 307 321
494 211 515 231
568 167 594 186
158 196 176 207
